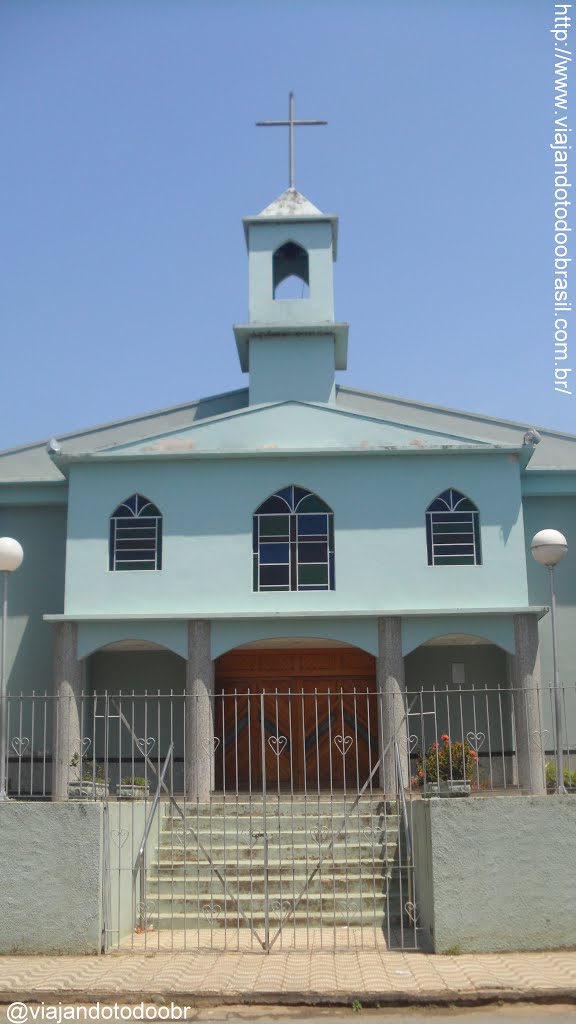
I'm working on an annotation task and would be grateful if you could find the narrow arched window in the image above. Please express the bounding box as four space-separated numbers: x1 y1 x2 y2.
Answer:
253 485 334 591
426 488 481 566
273 241 309 299
109 494 162 571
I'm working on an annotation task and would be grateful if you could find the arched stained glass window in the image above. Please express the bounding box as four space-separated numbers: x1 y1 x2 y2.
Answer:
109 493 163 571
253 485 335 591
426 488 481 566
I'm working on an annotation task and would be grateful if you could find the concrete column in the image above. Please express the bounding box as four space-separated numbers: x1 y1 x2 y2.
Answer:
52 622 82 801
512 613 546 795
376 616 408 794
185 620 215 801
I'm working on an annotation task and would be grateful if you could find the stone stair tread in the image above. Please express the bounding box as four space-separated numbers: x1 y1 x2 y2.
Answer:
146 796 405 934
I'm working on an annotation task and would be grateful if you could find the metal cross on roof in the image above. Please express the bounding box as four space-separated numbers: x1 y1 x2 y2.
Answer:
256 92 327 191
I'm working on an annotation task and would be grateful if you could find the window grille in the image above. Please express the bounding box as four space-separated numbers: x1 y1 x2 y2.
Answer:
426 488 481 566
253 485 334 591
109 493 162 571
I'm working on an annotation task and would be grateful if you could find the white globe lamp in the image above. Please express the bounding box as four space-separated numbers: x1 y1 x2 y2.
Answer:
531 529 568 567
0 538 24 573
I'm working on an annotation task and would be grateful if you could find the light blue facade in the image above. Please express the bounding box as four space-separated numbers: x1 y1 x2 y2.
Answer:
0 182 574 741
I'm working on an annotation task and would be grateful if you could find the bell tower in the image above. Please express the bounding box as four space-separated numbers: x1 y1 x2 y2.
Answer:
234 95 348 406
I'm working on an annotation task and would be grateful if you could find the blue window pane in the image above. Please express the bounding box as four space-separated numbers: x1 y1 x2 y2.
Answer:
297 514 327 536
260 543 290 564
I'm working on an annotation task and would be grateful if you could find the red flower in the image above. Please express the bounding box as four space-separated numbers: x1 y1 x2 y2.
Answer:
418 769 424 777
441 734 450 742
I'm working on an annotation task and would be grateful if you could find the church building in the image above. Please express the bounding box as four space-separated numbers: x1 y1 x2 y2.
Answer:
0 110 575 808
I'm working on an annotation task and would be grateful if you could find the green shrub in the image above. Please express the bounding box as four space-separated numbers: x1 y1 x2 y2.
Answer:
545 762 576 789
121 776 148 787
70 751 106 783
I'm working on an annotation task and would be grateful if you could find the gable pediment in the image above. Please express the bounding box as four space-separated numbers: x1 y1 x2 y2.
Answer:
85 401 500 458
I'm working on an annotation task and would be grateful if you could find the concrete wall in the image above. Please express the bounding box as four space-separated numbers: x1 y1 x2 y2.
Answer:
0 802 103 954
64 451 527 617
412 795 576 952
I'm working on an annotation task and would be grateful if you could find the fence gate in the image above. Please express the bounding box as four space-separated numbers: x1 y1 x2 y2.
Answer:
102 689 419 952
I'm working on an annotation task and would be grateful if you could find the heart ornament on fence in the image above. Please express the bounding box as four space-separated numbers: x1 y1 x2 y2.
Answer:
532 728 551 750
405 901 419 924
81 736 92 754
202 736 221 755
202 903 221 921
135 737 155 756
111 829 129 849
241 829 268 849
310 825 331 845
334 734 353 756
465 731 486 752
271 899 292 922
11 736 29 757
337 900 359 919
268 735 287 756
136 899 157 918
175 828 197 849
363 826 384 844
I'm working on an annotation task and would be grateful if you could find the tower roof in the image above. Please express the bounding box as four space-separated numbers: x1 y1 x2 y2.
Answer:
243 188 339 255
258 188 323 217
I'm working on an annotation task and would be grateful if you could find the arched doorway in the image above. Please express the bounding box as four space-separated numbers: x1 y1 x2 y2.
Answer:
404 633 514 787
215 641 377 792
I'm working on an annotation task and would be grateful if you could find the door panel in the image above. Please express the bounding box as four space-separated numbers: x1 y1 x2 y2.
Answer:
215 649 377 792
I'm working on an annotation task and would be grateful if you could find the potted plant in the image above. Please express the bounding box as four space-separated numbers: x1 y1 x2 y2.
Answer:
117 775 150 800
412 733 477 796
68 751 108 799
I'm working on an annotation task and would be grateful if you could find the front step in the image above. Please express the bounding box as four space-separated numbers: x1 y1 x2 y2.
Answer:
143 797 408 932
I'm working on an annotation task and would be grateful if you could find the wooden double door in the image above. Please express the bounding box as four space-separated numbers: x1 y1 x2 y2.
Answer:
215 648 378 791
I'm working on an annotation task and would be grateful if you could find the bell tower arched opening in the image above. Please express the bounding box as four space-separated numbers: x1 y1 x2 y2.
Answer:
273 240 310 299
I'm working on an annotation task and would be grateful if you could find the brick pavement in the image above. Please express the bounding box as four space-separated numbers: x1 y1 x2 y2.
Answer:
0 950 575 1008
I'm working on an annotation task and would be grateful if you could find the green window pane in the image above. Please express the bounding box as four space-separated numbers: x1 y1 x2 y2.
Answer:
298 563 328 585
296 494 331 513
115 561 156 571
432 521 473 535
259 515 290 537
253 554 258 591
433 555 475 566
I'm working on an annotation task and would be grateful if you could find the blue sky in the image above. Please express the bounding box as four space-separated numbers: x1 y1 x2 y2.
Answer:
1 0 571 449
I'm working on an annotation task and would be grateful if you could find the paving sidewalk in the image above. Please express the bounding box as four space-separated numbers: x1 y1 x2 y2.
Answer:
0 950 576 1008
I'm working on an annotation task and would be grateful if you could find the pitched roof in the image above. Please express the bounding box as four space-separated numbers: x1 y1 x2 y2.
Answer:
0 384 575 483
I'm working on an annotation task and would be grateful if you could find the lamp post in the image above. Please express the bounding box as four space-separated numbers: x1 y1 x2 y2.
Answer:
0 537 24 800
531 529 569 795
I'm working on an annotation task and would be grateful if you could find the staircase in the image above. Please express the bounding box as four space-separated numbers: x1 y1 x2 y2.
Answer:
143 796 410 933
